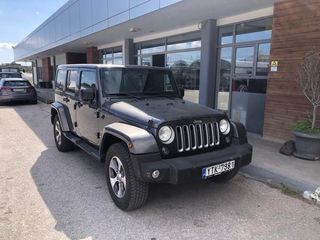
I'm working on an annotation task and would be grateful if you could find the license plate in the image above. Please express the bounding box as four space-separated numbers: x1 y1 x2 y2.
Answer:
202 160 235 179
13 89 26 93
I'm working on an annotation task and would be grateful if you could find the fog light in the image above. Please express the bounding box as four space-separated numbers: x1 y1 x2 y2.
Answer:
152 170 160 179
162 147 170 155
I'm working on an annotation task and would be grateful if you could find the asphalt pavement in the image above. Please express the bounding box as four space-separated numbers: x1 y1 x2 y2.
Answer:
1 103 320 240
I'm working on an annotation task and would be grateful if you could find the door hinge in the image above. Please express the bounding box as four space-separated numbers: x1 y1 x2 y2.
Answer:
74 122 78 127
97 132 101 139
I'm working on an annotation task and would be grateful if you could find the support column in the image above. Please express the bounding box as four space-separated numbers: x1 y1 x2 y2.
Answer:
199 19 218 108
123 39 135 65
41 57 53 82
86 47 99 63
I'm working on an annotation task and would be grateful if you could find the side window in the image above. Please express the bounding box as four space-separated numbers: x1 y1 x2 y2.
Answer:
80 70 97 101
66 70 78 93
56 69 67 90
80 71 96 90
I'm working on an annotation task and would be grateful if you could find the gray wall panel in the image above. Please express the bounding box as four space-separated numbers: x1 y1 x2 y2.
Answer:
92 0 108 24
69 1 80 35
109 11 130 27
79 0 92 30
14 0 182 60
130 0 150 8
160 0 180 8
108 0 129 17
130 0 159 19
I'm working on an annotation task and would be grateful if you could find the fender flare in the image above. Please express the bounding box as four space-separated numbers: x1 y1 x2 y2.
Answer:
231 121 248 144
100 122 159 155
51 102 73 132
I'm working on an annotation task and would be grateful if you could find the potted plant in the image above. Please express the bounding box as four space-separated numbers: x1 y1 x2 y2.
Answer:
293 48 320 160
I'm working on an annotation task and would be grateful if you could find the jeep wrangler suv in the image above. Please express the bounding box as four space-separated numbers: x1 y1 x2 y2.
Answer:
51 64 252 211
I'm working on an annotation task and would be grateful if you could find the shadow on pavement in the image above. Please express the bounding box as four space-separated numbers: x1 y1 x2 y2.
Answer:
13 104 250 240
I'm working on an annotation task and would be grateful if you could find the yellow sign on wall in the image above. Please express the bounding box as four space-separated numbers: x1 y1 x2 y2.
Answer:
270 60 278 72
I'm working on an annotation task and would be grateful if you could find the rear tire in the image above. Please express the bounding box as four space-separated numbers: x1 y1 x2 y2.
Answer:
105 143 149 211
53 116 74 152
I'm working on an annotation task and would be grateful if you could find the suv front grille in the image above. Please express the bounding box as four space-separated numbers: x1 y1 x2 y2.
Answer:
176 122 220 152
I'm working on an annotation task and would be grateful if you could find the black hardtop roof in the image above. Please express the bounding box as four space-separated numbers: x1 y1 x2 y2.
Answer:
57 64 169 71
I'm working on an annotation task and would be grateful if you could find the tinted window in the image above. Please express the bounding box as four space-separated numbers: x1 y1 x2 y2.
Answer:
66 70 78 93
4 81 31 87
80 71 96 89
56 69 67 90
236 18 272 42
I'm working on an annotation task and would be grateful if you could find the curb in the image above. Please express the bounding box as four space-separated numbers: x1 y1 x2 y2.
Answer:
239 164 317 195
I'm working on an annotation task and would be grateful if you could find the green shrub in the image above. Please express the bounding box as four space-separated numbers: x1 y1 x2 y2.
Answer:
293 119 320 134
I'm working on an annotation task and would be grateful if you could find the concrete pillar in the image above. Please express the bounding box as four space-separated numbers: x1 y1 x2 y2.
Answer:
123 39 135 65
86 47 99 63
41 57 53 82
199 19 218 108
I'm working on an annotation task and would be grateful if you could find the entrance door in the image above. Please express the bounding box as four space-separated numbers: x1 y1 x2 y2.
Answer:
217 43 270 134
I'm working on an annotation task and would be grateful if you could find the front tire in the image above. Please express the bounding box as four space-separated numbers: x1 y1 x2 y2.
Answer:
106 143 149 211
53 116 74 152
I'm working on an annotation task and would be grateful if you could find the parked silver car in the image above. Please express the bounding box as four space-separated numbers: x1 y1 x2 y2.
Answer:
0 78 37 104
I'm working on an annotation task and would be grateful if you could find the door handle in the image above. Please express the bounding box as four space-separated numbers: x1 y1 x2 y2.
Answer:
74 101 83 109
63 97 70 103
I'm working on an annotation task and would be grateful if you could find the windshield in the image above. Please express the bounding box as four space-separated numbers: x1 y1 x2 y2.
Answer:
0 72 22 79
4 81 31 87
100 68 178 97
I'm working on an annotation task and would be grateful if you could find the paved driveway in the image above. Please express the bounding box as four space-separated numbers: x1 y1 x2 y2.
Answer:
0 103 319 240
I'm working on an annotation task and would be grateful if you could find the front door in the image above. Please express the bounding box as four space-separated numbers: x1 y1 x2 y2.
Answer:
217 43 270 134
76 69 99 144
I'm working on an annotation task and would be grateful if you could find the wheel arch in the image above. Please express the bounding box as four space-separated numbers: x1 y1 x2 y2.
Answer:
51 102 73 132
99 122 159 161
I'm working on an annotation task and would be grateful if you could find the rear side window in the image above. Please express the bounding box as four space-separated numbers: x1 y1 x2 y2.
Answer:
56 69 67 90
66 70 78 93
4 81 31 87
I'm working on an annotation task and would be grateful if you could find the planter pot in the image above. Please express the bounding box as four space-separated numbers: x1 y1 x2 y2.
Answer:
293 131 320 161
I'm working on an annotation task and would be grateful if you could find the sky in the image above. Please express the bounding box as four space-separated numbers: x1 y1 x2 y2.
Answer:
0 0 69 64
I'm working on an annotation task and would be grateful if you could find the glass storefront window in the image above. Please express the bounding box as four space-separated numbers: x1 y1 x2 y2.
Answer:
217 47 232 111
141 45 165 55
257 43 271 76
235 47 254 75
236 18 272 43
167 51 200 103
167 40 201 51
218 25 233 45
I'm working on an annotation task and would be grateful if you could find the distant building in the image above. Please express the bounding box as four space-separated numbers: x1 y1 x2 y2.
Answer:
13 0 320 141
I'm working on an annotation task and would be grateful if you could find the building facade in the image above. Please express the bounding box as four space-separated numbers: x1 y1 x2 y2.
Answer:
14 0 320 141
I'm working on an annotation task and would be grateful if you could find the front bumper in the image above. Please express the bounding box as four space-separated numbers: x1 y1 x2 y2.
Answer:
131 143 252 184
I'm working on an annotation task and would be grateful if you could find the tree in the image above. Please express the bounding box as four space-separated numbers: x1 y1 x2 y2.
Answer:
298 48 320 129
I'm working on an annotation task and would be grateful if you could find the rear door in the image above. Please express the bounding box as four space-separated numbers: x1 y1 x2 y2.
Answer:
64 69 79 132
76 69 99 144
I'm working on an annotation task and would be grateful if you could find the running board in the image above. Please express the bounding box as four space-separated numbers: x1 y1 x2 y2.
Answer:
64 132 100 161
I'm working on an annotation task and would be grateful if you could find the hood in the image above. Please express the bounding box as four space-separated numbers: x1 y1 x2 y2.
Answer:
103 97 225 128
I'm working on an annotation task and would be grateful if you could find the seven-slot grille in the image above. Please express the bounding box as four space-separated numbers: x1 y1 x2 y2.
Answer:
176 122 220 152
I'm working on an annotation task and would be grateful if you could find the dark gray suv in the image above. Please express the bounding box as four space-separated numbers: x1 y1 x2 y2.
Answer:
51 64 252 210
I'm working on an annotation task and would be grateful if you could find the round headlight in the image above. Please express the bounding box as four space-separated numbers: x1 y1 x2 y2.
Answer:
158 126 175 144
219 119 230 135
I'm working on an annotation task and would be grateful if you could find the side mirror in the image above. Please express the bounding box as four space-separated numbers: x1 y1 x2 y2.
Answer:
80 88 95 101
178 86 185 98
